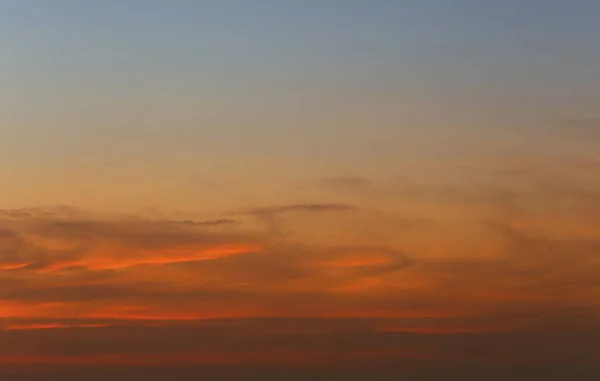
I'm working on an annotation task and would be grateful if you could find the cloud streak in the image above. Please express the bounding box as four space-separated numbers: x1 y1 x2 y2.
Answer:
239 203 357 216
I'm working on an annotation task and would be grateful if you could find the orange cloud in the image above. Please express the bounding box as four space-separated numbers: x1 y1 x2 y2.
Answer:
41 243 261 272
5 323 110 331
321 255 392 268
0 263 32 271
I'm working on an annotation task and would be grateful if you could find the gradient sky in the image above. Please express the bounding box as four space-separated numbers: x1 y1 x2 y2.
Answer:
1 1 600 380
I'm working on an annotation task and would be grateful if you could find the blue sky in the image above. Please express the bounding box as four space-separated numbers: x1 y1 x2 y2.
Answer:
1 0 599 208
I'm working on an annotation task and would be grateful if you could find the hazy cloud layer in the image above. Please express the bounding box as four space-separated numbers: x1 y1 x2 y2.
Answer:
1 171 600 377
1 150 600 379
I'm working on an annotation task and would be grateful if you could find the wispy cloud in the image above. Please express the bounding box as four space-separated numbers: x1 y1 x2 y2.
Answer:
239 203 358 216
317 175 373 190
565 117 600 131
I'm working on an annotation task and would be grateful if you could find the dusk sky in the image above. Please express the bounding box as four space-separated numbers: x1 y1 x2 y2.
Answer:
1 1 600 380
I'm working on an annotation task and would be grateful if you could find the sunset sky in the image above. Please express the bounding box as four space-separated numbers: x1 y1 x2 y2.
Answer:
1 1 600 380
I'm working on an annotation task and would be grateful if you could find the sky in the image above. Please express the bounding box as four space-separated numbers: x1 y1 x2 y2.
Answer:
1 1 600 380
